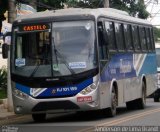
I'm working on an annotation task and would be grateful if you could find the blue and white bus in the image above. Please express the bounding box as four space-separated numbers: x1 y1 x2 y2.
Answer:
2 8 157 122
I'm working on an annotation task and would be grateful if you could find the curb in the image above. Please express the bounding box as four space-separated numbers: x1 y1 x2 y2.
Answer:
0 98 8 109
0 104 4 109
0 114 18 120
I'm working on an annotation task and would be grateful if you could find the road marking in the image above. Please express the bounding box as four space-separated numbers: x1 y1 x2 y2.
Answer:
78 108 160 132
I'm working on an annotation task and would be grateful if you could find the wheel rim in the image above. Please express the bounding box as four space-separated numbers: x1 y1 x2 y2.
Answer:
142 83 146 105
111 90 117 115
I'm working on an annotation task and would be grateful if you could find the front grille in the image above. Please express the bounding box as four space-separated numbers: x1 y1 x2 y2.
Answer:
32 101 80 112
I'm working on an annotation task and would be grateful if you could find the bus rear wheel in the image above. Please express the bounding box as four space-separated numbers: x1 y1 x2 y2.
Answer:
126 81 146 110
32 113 46 122
136 81 146 109
154 97 160 102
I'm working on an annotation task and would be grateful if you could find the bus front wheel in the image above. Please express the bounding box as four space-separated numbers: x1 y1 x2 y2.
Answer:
104 87 117 117
32 113 46 122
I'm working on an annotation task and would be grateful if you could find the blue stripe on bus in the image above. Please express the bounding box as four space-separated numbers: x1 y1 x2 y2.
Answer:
38 78 93 97
139 54 157 75
16 83 30 95
100 53 157 82
16 78 93 97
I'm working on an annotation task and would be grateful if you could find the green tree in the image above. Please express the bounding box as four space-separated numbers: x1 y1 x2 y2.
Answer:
0 0 151 34
153 27 160 41
66 0 149 19
38 0 66 11
17 0 67 11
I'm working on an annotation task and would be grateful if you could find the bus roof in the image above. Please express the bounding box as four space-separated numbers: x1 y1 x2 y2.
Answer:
16 8 152 25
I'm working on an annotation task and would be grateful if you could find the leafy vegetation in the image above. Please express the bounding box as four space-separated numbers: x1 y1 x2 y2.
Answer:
0 88 7 99
0 66 7 99
66 0 149 19
153 27 160 42
0 0 151 33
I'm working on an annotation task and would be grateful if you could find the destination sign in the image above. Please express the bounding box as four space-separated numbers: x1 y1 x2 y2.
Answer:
20 24 50 31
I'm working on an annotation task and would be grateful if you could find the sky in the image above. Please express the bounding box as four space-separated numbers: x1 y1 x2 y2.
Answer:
146 0 160 27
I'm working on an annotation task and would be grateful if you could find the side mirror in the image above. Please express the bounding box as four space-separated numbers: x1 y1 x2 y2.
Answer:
2 43 9 59
2 32 11 59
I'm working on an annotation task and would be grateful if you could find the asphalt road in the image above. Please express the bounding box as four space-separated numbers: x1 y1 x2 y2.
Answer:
1 98 160 132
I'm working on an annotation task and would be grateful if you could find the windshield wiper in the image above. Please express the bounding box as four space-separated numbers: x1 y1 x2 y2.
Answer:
30 64 40 78
53 46 75 75
29 57 49 78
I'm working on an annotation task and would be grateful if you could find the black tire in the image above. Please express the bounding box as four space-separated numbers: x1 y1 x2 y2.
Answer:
154 97 160 102
136 81 146 109
126 81 146 110
32 113 46 122
126 100 136 110
104 87 117 117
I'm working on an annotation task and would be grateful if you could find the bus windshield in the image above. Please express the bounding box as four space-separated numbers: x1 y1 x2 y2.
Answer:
12 21 97 77
156 48 160 68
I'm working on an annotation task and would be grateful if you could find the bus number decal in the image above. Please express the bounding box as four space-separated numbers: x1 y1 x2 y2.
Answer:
56 87 77 93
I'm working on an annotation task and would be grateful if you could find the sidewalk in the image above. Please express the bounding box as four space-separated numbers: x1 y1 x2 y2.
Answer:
0 100 17 120
0 107 16 120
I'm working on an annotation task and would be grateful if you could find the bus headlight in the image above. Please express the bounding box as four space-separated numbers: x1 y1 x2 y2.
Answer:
14 89 28 99
80 82 98 95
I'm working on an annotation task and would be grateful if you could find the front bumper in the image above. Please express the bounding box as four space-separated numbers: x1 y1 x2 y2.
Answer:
13 88 100 114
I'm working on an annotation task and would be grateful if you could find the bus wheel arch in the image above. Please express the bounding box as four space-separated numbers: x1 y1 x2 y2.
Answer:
135 78 146 109
112 81 118 106
126 77 146 110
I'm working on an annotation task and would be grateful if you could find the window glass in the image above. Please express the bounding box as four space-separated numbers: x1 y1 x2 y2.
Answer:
140 27 147 51
12 21 97 78
132 25 141 51
114 23 125 50
124 24 133 51
98 22 108 59
52 21 97 75
105 21 116 50
149 28 155 50
13 31 52 77
146 28 152 51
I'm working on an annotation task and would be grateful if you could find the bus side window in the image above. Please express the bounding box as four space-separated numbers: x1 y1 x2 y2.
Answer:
98 22 108 60
149 28 155 51
124 24 134 51
139 27 147 51
105 21 117 52
146 28 152 52
132 25 141 51
114 23 125 51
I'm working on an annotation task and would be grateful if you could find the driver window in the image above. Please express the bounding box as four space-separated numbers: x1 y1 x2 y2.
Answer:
98 21 108 60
